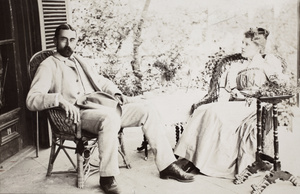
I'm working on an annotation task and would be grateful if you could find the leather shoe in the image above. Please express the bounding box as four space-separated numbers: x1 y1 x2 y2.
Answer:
182 161 199 173
100 176 121 194
160 162 194 182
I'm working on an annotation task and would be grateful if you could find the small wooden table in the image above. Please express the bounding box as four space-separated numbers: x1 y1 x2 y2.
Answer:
233 95 299 194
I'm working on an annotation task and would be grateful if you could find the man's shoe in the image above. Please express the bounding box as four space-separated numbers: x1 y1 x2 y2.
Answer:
160 162 194 182
182 161 199 173
99 176 121 194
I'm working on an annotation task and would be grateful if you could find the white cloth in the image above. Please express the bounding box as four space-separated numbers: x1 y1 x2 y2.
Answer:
81 100 176 176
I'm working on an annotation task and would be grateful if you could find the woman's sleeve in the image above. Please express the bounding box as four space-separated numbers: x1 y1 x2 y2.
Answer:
218 62 240 101
225 62 241 91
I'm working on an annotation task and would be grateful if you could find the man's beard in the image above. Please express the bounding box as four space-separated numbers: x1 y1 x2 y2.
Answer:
57 46 74 57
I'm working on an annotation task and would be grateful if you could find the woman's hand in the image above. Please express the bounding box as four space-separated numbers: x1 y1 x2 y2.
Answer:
231 88 245 100
58 94 80 123
190 103 199 115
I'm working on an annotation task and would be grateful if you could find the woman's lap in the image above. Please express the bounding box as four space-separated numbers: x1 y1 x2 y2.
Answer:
174 101 257 179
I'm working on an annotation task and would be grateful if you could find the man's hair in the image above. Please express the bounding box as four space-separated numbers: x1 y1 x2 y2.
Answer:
54 24 76 38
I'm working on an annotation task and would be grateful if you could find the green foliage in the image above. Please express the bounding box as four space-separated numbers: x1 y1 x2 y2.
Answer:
99 47 186 96
153 48 183 81
258 77 300 98
257 76 300 129
114 73 143 96
200 47 226 90
71 0 298 97
72 0 191 95
73 0 135 58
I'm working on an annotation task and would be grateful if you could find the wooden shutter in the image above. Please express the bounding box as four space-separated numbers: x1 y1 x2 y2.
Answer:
38 0 70 50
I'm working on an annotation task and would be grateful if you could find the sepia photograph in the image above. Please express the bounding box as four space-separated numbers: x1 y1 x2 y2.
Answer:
0 0 299 193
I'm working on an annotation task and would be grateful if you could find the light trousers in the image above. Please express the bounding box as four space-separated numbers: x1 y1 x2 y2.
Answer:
80 101 176 177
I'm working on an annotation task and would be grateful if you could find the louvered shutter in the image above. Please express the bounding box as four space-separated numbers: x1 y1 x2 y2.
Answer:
38 0 70 50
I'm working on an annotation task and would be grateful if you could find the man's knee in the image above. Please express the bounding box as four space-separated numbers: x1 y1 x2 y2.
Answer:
137 102 157 116
102 112 121 127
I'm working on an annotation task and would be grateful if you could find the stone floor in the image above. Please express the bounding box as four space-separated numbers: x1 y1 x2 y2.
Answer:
1 122 300 194
1 89 300 194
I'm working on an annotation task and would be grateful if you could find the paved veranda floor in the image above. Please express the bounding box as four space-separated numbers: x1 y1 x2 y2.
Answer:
1 121 300 194
1 89 300 194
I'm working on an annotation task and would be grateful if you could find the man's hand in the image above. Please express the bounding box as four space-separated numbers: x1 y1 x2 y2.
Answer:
58 94 80 123
114 93 124 105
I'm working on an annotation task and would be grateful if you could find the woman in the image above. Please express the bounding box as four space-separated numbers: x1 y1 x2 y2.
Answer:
174 27 288 179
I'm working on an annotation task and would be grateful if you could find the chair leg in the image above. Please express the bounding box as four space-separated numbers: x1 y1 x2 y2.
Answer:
47 136 78 177
83 139 99 177
46 137 57 176
175 125 180 145
62 146 77 169
143 135 148 160
77 152 84 189
78 139 99 188
36 112 39 157
118 131 131 168
137 135 148 160
175 123 185 145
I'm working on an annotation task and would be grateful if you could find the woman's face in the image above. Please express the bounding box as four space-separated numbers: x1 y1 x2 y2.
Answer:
241 37 260 59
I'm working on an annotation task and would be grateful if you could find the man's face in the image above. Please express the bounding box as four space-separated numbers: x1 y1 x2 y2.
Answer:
55 29 77 57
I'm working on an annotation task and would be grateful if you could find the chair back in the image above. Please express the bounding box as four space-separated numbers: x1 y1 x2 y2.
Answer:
191 53 289 114
206 53 245 102
28 50 78 136
28 50 55 81
191 53 245 113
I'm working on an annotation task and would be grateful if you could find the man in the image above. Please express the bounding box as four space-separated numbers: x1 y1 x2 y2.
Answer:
26 24 194 194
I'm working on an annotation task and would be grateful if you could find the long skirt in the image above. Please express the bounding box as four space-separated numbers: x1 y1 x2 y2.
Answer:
174 101 258 179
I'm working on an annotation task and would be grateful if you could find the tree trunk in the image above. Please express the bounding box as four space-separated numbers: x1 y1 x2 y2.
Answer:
131 0 151 79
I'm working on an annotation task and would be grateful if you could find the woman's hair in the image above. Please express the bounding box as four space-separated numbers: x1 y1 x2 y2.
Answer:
54 24 76 38
244 27 269 54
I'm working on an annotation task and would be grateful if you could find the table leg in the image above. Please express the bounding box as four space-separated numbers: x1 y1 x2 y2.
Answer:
250 102 299 193
233 156 272 184
251 170 298 194
234 99 272 184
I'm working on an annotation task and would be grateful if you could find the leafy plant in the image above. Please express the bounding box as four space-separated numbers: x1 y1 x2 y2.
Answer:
258 76 300 97
153 48 183 82
257 75 300 130
73 0 135 59
114 72 143 96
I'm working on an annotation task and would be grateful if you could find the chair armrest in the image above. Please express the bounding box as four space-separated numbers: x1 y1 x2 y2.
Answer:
47 108 81 138
190 92 218 115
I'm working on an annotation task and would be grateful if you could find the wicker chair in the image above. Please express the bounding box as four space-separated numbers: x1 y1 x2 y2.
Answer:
191 53 246 112
175 53 248 142
28 50 130 189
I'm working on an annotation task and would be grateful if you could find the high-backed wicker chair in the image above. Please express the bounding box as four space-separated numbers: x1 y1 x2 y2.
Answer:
191 53 246 113
175 53 247 142
28 50 130 189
